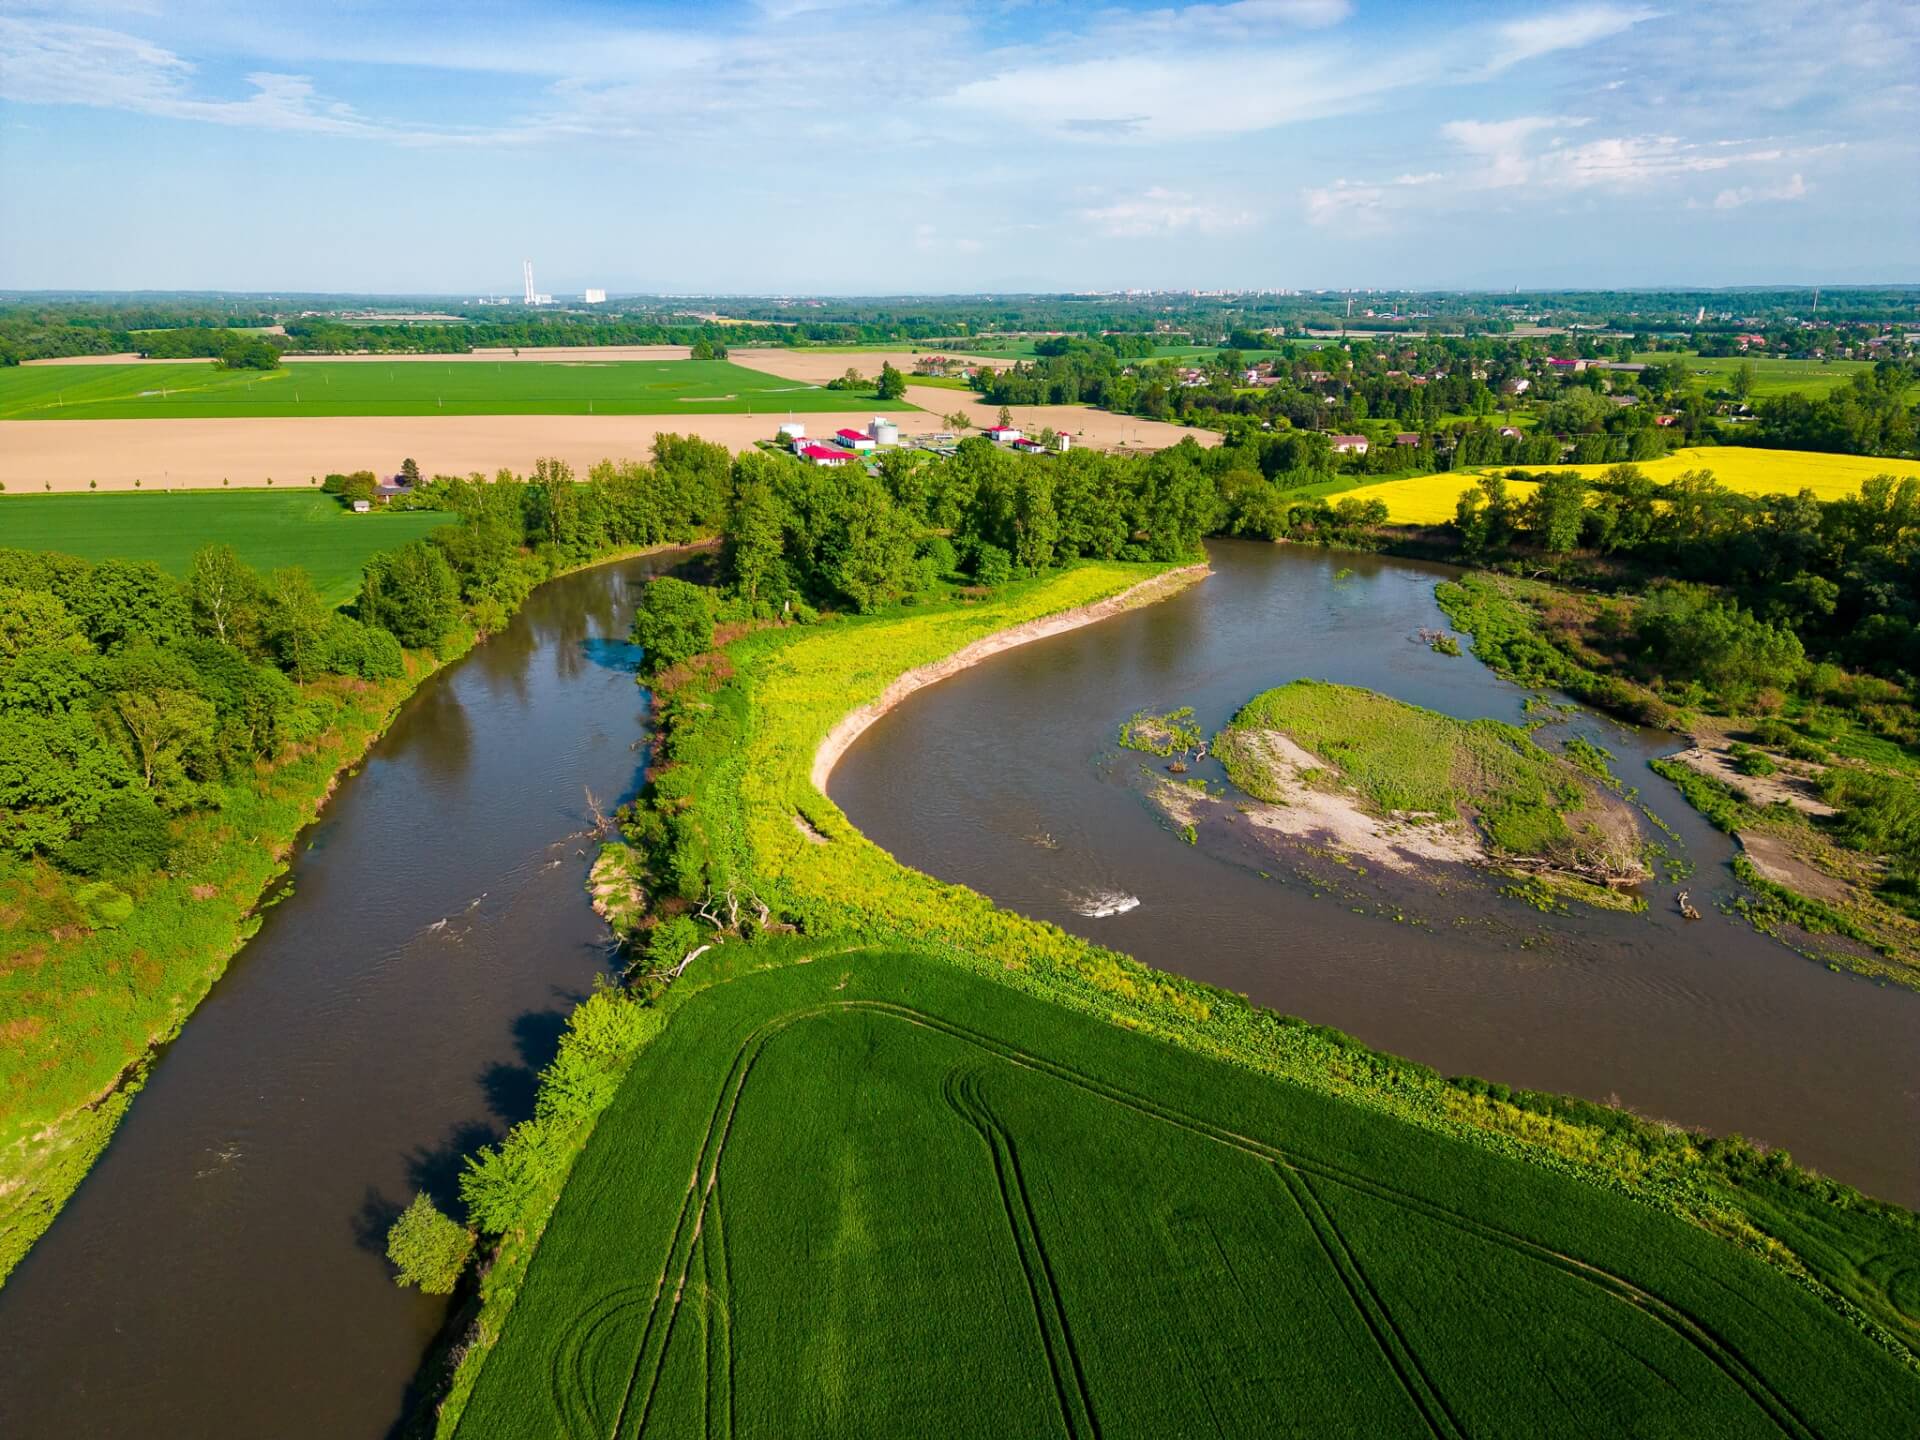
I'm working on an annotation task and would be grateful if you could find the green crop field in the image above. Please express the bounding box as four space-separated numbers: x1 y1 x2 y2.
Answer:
0 359 919 420
0 491 452 604
455 948 1917 1438
1632 351 1877 398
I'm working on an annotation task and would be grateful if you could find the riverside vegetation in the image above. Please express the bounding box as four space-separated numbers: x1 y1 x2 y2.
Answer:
412 444 1919 1434
0 438 737 1284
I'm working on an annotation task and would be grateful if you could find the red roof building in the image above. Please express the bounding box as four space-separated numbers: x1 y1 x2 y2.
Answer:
798 444 853 466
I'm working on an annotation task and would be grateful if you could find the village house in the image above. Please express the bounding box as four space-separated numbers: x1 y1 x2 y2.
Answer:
833 427 876 452
1498 426 1524 439
1394 432 1421 446
1503 377 1531 395
983 424 1024 445
1547 356 1589 373
374 475 414 505
1330 434 1370 455
795 443 853 467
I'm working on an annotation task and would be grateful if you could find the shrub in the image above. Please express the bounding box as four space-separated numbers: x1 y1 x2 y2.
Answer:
972 544 1013 587
630 577 714 677
385 1192 474 1294
58 793 173 877
73 881 135 929
319 613 404 679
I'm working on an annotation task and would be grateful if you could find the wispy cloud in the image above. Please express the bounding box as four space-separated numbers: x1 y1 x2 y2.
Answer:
1712 172 1809 209
1080 187 1254 238
1486 5 1660 72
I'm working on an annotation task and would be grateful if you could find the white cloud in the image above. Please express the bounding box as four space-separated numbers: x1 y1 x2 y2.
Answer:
1713 172 1809 209
1488 5 1660 71
1080 187 1253 238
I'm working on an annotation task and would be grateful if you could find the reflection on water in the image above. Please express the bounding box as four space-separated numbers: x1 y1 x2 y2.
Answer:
0 551 693 1440
832 540 1920 1207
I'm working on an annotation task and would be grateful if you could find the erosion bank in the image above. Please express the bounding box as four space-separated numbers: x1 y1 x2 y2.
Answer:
810 564 1211 792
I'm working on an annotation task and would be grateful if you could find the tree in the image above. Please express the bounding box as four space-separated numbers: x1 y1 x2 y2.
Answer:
722 471 787 608
385 1192 474 1295
184 544 262 650
998 405 1014 428
400 457 421 485
944 411 974 434
876 361 907 401
630 576 714 675
690 338 715 361
1732 360 1756 402
264 567 331 680
359 541 460 649
1523 472 1587 555
0 587 89 662
98 644 217 804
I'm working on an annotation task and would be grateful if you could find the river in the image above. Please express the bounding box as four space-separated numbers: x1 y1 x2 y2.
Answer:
832 540 1920 1207
3 539 1914 1439
0 551 695 1439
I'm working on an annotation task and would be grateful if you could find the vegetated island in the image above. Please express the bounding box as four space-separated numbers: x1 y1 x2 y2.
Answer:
1148 680 1649 910
420 565 1920 1439
1437 569 1920 987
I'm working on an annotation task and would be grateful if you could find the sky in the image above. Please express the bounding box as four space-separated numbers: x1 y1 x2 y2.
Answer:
1 0 1916 294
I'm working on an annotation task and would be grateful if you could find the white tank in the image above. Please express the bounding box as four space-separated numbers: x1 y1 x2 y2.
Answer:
777 421 806 440
868 418 899 446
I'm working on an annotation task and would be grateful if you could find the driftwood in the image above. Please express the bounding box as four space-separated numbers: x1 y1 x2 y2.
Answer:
1678 890 1701 920
1498 853 1648 889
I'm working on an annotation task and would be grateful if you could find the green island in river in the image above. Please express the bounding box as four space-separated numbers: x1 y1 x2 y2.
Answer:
429 562 1920 1438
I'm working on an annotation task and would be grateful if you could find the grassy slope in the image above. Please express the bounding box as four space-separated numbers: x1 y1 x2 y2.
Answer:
457 948 1917 1439
0 491 453 605
1220 679 1588 855
0 359 920 420
440 563 1920 1434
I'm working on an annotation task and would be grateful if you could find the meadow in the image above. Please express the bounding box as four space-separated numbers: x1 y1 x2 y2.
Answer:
0 491 452 604
0 359 919 420
1355 447 1920 524
1635 351 1877 398
455 947 1918 1438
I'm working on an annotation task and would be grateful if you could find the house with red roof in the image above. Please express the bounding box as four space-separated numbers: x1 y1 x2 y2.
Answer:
983 424 1024 445
1330 434 1369 455
796 444 853 467
834 427 876 452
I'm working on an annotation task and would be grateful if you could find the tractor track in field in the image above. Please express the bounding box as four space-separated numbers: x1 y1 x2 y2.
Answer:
551 995 1812 1438
945 1068 1102 1440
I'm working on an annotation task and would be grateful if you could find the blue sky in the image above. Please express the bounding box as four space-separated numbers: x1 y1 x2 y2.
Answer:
2 0 1915 294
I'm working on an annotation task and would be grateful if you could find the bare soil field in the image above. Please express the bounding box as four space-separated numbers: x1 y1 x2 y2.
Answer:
0 413 900 491
727 347 1005 383
899 385 1220 451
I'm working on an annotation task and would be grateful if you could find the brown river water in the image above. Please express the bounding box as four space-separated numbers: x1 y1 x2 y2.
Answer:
0 551 699 1438
0 538 1914 1438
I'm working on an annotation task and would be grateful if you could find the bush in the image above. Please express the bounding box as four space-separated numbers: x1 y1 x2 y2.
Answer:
358 541 460 650
630 577 714 676
972 544 1013 587
73 880 135 929
318 613 405 679
58 793 173 877
385 1192 474 1294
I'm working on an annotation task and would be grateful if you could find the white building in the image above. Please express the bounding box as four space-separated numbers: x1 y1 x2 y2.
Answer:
777 421 807 442
583 288 607 304
983 424 1024 445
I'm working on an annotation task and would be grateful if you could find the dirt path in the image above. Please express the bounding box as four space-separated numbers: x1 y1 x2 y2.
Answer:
1667 745 1835 817
811 565 1212 794
1736 831 1854 905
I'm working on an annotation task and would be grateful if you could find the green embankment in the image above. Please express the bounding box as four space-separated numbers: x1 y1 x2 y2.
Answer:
438 562 1920 1435
0 491 453 605
456 948 1918 1439
0 359 920 420
1219 679 1594 857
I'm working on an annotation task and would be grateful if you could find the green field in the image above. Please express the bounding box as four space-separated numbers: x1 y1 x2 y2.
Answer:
0 359 919 420
1632 351 1877 398
456 947 1917 1437
0 491 452 603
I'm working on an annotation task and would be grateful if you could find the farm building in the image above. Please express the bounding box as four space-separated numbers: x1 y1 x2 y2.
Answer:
796 444 853 468
834 427 876 452
1503 378 1531 395
983 424 1024 445
1394 432 1421 446
1499 426 1524 439
1330 434 1370 455
1547 357 1589 372
776 421 806 442
868 418 900 446
350 499 371 514
374 476 414 505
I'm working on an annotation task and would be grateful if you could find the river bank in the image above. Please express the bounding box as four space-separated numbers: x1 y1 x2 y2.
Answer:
432 555 1919 1434
0 538 707 1288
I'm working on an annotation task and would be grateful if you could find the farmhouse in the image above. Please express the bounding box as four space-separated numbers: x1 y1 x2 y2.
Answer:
796 444 853 468
1503 377 1531 395
1547 357 1588 373
374 475 414 505
1499 426 1524 439
983 424 1024 445
1394 432 1422 446
834 427 876 452
1330 434 1370 455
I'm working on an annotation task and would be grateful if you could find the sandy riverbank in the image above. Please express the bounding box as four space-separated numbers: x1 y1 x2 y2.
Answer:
811 565 1211 793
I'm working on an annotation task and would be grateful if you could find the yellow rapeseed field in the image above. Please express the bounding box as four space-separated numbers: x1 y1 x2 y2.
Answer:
1363 447 1920 526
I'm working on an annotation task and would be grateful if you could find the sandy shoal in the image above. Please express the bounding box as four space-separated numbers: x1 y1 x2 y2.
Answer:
0 413 898 491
